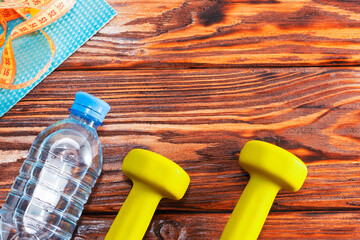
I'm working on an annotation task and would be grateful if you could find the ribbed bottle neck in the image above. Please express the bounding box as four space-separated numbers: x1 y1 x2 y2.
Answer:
69 112 100 130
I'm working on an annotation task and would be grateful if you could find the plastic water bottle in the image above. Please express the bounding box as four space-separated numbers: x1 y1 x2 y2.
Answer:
0 92 110 240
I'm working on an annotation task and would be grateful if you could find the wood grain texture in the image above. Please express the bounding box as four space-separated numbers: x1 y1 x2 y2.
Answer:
73 212 360 239
3 1 360 238
60 0 360 69
1 67 360 216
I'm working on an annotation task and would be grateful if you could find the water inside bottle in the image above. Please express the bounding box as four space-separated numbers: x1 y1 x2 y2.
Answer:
0 91 109 240
2 129 93 239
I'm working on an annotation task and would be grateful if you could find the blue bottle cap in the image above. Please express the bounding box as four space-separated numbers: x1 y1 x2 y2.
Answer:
70 92 110 124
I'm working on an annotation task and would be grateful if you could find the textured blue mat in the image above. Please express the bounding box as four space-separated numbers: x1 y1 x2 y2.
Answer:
0 0 117 117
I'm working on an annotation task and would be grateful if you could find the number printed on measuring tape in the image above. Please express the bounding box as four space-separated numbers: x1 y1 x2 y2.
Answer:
0 0 76 90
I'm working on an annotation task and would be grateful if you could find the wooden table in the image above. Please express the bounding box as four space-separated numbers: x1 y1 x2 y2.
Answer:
1 0 360 239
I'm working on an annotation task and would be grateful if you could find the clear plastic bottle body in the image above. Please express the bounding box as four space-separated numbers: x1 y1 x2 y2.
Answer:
0 113 102 240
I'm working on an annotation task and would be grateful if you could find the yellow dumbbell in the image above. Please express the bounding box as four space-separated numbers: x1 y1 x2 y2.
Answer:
220 140 307 240
105 149 190 240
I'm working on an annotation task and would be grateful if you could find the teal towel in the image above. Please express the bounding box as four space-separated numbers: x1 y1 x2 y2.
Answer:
0 0 116 117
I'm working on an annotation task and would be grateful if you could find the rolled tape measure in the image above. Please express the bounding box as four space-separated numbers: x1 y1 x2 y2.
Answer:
0 0 76 90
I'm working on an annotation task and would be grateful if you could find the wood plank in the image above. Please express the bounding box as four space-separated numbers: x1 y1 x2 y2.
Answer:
73 211 360 239
61 0 360 69
1 68 360 213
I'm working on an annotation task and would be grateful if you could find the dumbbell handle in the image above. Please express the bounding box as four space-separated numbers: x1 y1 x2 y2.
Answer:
105 182 162 240
220 173 281 240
